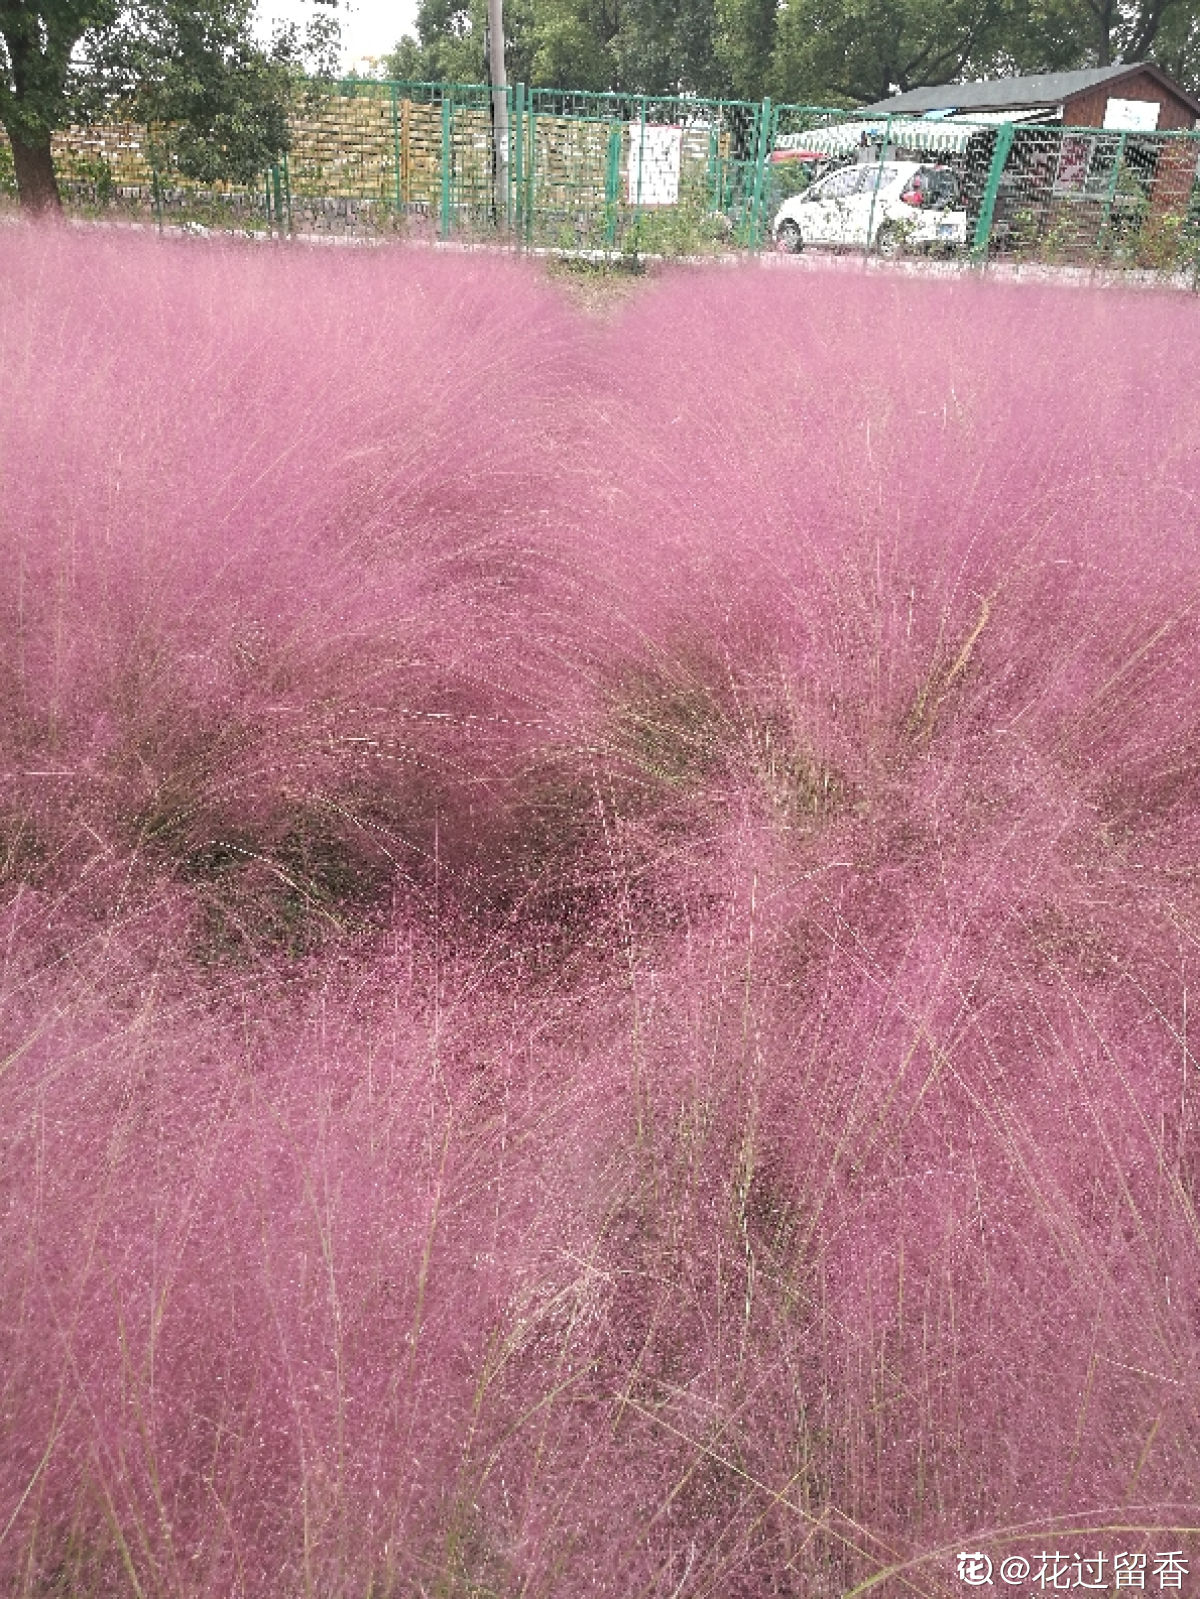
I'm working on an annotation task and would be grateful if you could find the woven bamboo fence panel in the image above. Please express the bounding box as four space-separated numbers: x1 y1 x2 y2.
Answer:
0 93 495 217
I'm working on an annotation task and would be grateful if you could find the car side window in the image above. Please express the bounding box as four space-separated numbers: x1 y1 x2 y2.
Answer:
917 167 959 208
819 168 862 199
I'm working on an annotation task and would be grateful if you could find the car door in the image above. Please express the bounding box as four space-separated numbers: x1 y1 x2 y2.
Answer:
838 164 890 247
803 166 861 244
920 167 967 246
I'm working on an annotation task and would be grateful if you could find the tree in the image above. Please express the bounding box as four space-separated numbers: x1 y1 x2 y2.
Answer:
607 0 727 93
715 0 781 101
385 0 484 83
0 0 338 212
1153 2 1200 93
382 0 1200 102
987 0 1200 82
386 0 593 89
1 0 112 207
992 0 1196 71
524 4 617 92
769 0 1018 105
388 0 762 94
525 0 618 88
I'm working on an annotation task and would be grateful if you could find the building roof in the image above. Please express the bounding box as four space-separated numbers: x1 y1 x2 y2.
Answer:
859 63 1200 119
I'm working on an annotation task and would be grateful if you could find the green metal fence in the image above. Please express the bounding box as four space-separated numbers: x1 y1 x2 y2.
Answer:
971 121 1200 271
3 80 1199 278
767 105 1200 277
510 88 774 253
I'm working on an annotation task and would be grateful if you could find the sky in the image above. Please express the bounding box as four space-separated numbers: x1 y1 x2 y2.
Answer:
254 0 421 73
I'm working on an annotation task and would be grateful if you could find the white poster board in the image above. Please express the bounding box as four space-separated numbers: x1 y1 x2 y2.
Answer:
1103 97 1161 131
627 124 683 206
1054 134 1093 193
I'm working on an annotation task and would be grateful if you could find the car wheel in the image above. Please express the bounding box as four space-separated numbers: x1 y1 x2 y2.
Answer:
875 222 906 259
775 220 803 254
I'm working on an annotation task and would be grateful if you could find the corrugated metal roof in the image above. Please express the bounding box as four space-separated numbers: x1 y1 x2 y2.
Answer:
858 63 1181 116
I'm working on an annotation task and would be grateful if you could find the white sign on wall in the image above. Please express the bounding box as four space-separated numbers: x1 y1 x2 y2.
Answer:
627 124 683 206
1054 134 1093 193
1103 97 1161 131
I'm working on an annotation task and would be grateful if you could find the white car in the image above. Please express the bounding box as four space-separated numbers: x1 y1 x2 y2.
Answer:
773 161 968 256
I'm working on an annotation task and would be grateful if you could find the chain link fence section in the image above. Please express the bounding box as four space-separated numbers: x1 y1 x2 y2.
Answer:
513 89 770 254
282 81 496 237
0 82 503 238
2 81 1198 276
972 122 1200 273
0 120 273 229
765 103 879 231
766 106 1200 279
768 108 1025 259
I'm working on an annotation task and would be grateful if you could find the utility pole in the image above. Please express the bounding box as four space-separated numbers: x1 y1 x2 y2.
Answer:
487 0 509 225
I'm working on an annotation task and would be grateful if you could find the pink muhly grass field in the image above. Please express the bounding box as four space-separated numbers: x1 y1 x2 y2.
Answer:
1 227 1199 1598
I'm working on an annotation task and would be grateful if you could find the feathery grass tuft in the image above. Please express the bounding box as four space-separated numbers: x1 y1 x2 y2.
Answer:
2 231 1199 1596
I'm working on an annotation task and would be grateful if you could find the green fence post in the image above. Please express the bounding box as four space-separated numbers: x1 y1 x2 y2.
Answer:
604 120 622 248
531 97 540 249
741 97 770 247
757 97 773 245
706 121 720 216
150 156 164 233
282 152 293 235
504 82 514 230
1098 129 1127 255
866 115 891 255
633 96 647 249
513 83 525 244
440 91 453 237
391 81 402 214
971 120 1015 262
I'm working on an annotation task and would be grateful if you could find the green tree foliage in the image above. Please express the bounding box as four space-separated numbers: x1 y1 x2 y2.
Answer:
993 0 1197 72
383 0 1200 103
386 0 1011 98
386 0 744 93
385 0 485 82
609 0 725 92
0 0 337 210
386 0 615 90
769 0 1018 105
715 0 781 99
1154 3 1200 90
523 0 617 92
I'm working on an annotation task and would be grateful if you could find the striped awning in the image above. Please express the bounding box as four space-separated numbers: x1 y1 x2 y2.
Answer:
944 108 1059 126
774 117 998 158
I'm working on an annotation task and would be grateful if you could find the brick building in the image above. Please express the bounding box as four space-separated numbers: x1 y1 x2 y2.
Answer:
859 63 1200 132
861 65 1200 258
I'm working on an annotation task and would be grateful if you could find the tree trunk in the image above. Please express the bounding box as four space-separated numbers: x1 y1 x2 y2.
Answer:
1095 0 1116 64
8 129 62 214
